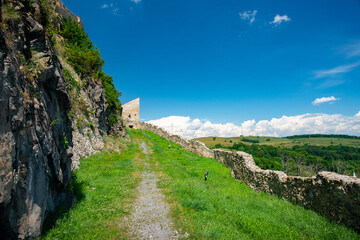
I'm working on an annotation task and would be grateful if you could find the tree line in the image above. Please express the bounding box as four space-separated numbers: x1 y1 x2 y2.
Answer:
214 142 360 177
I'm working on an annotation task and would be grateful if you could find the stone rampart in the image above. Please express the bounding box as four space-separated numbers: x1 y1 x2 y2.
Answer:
127 120 360 232
126 120 214 158
214 150 360 232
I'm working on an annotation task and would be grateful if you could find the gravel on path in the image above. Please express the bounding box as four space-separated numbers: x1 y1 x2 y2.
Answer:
128 142 181 240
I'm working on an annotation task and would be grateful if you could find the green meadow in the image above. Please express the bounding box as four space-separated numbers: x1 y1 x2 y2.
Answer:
41 129 359 239
41 137 143 240
194 136 360 149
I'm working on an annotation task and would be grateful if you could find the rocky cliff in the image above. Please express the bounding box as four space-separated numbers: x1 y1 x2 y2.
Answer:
0 0 123 238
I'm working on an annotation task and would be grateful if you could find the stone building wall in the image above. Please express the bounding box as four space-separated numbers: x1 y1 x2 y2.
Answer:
127 120 360 232
122 98 140 121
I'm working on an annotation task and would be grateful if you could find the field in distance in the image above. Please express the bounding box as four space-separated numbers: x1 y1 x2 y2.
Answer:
193 134 360 149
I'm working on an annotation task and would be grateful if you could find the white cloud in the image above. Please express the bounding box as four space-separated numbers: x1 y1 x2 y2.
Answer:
131 0 142 4
113 8 120 14
314 61 360 79
340 40 360 58
312 96 340 106
101 3 113 9
148 113 360 139
269 14 291 25
316 79 345 89
239 10 258 24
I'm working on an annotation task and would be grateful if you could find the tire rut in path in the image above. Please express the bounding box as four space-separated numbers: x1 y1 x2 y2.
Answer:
128 142 181 240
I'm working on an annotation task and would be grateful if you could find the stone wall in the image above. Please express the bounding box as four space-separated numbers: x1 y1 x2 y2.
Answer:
126 120 214 158
128 120 360 232
214 150 360 232
122 98 140 121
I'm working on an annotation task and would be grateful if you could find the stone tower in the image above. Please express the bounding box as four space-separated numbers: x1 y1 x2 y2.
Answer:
122 98 140 121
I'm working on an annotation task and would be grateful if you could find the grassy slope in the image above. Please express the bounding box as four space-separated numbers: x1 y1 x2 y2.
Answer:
42 130 359 239
136 129 359 240
194 136 360 148
41 137 143 240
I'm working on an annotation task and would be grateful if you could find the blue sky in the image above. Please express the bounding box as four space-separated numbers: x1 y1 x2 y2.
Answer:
62 0 360 137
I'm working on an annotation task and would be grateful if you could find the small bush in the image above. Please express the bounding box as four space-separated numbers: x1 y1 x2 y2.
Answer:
50 119 59 126
60 136 69 148
2 4 21 22
76 119 82 129
63 68 81 94
59 19 122 126
241 138 259 143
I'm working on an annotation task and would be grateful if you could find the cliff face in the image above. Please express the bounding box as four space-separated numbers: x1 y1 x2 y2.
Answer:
0 0 122 238
60 59 108 169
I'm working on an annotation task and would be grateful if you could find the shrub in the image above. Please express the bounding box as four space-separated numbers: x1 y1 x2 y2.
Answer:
60 19 121 126
63 68 81 94
2 3 21 22
60 19 104 77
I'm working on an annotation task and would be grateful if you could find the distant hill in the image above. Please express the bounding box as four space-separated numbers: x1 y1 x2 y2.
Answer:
194 135 360 177
286 134 360 140
193 135 360 149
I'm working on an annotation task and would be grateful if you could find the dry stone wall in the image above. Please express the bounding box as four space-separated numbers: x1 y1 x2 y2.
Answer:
126 120 214 158
214 150 360 232
127 120 360 232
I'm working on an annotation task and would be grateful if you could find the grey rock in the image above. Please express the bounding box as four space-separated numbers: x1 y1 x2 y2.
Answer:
0 1 74 238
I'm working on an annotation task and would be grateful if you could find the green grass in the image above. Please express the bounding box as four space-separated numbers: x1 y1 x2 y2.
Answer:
135 129 359 240
41 130 359 239
194 136 360 148
41 137 143 240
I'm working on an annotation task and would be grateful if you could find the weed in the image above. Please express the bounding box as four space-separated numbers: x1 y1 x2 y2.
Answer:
2 3 21 22
50 119 59 126
86 121 95 131
63 68 81 94
20 90 31 103
60 136 69 149
76 118 82 129
0 23 6 32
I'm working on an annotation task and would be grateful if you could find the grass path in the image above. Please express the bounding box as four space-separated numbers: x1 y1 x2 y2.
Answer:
133 129 360 240
126 142 181 239
41 130 359 239
41 137 142 240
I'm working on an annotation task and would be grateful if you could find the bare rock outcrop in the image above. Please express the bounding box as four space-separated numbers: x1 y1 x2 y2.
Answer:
0 0 120 238
0 0 74 238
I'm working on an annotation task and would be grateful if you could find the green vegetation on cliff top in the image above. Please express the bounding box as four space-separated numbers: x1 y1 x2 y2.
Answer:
42 129 359 239
35 0 122 125
60 18 121 124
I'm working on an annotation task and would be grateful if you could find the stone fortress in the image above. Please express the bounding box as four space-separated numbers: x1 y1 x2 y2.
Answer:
124 99 360 233
122 98 140 121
